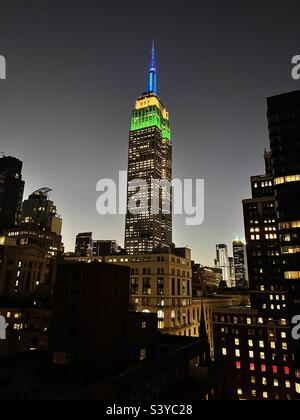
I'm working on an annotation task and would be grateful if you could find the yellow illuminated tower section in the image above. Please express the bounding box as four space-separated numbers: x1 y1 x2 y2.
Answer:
125 42 172 254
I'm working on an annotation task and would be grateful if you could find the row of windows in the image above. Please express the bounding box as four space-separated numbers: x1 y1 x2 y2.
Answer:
130 267 190 277
274 174 300 185
106 256 190 266
250 234 277 240
223 341 288 355
130 277 191 297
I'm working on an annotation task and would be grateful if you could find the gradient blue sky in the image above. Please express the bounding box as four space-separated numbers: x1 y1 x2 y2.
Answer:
0 0 300 265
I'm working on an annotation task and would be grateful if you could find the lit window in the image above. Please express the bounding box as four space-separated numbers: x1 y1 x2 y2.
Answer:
286 381 291 389
274 379 279 387
281 332 287 339
284 271 300 280
249 351 254 358
270 342 276 349
248 340 253 347
247 318 252 325
261 364 266 372
235 339 240 346
282 342 287 350
250 363 255 371
284 367 290 375
139 348 147 361
262 377 267 386
222 348 227 356
263 392 268 399
237 388 243 396
236 349 241 357
260 352 265 360
272 366 278 374
251 376 256 384
236 362 241 370
259 341 264 348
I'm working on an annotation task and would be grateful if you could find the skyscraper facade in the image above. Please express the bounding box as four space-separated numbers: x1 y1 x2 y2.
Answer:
233 239 248 289
20 188 62 234
243 152 284 319
92 240 119 256
268 90 300 364
125 43 172 254
0 156 25 234
215 244 230 287
229 256 235 288
75 232 93 257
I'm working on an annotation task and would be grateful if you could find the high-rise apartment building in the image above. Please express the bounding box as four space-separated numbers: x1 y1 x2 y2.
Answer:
213 92 300 400
0 156 25 234
268 91 300 365
125 43 172 254
243 151 284 319
92 240 119 256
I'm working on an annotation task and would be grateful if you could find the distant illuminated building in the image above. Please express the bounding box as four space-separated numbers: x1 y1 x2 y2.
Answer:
5 188 63 257
65 246 197 337
228 257 235 288
92 240 119 256
232 239 248 289
215 244 230 288
20 188 62 235
0 156 25 234
75 232 93 257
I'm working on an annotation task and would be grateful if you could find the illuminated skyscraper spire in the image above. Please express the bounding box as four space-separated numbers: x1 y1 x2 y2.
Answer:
147 40 158 94
126 42 172 254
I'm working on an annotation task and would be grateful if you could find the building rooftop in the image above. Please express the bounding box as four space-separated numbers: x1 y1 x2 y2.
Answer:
0 335 209 401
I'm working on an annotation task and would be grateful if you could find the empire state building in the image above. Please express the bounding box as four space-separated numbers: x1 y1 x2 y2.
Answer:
125 43 172 254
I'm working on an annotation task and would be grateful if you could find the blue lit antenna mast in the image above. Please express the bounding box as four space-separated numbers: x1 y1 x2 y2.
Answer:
147 41 158 94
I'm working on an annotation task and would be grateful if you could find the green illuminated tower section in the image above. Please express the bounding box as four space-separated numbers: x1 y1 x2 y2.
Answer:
125 43 172 254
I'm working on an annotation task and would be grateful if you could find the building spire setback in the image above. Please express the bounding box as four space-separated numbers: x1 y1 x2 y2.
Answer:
147 40 158 94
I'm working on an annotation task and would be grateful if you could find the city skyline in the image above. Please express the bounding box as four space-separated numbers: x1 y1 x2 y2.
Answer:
1 1 300 265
